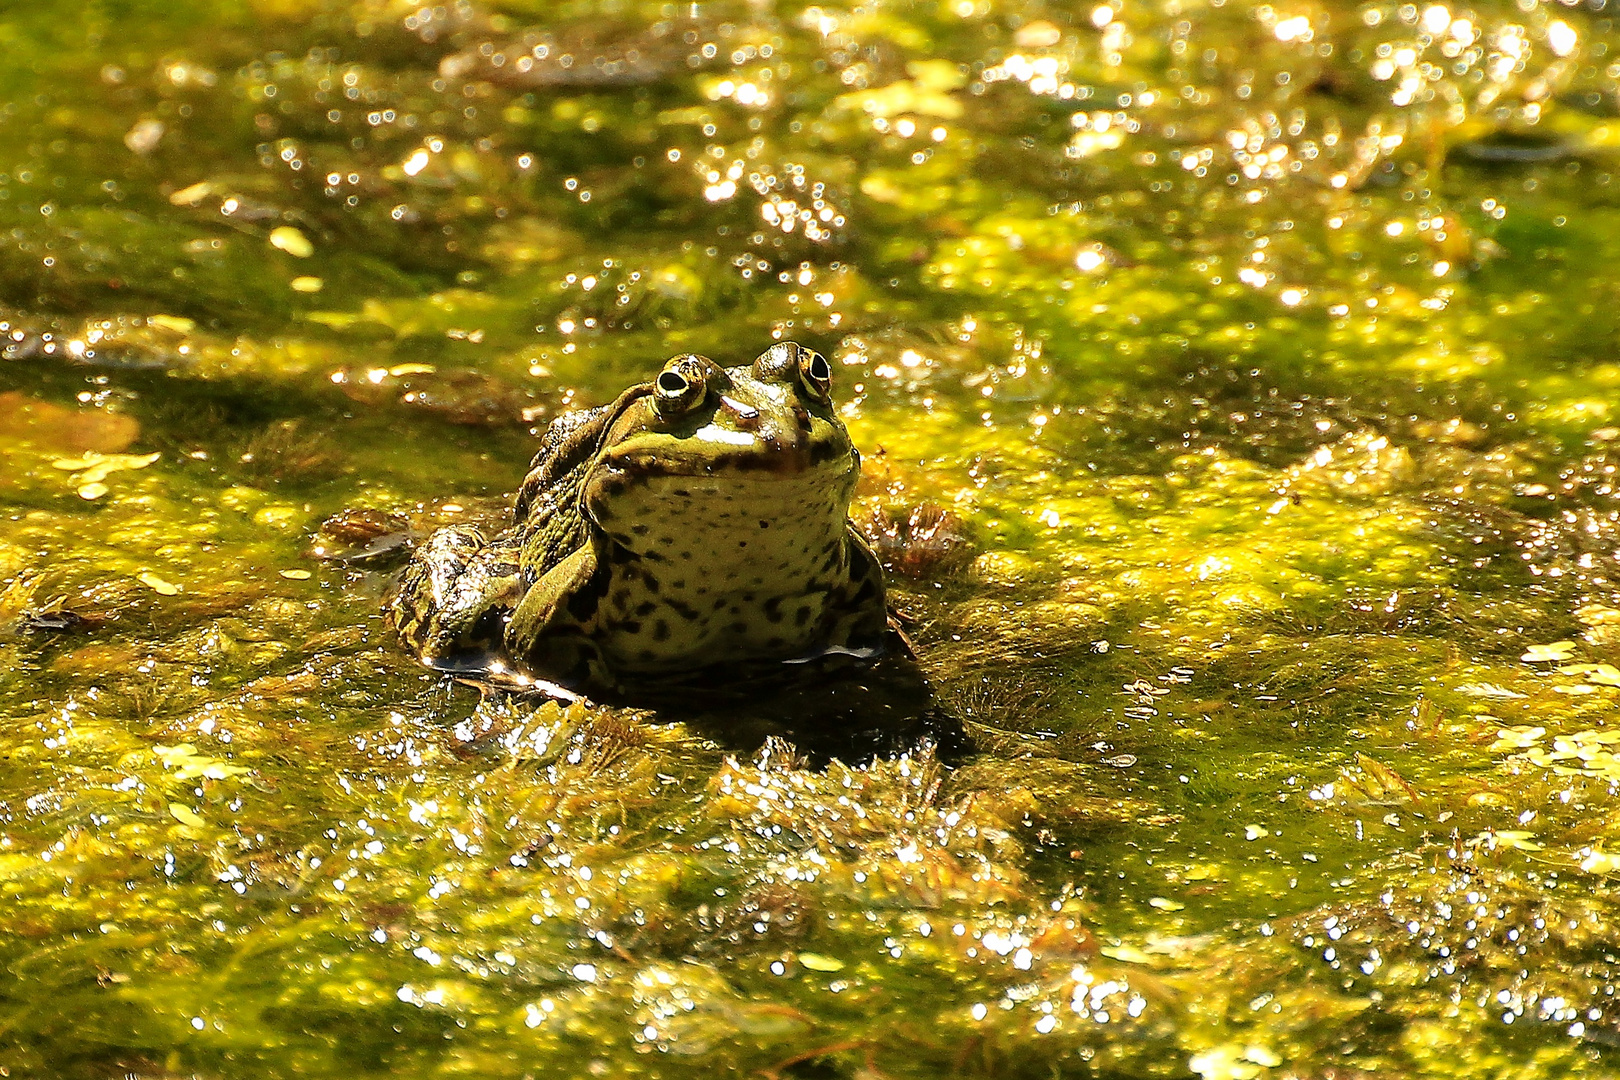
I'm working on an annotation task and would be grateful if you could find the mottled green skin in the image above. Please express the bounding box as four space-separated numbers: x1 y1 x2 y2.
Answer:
389 343 888 692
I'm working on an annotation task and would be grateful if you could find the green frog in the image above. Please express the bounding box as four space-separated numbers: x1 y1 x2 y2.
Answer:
388 342 890 696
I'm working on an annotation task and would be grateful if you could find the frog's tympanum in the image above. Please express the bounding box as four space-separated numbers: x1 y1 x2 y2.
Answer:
389 343 890 695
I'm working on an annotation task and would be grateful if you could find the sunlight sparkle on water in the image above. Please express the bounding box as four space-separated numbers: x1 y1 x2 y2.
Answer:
4 0 1620 1073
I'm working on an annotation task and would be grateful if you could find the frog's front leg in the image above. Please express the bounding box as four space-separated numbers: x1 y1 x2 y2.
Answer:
827 527 891 653
390 525 524 669
504 533 611 684
507 529 606 633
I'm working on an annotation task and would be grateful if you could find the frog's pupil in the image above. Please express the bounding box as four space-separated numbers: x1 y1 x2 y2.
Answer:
658 370 688 395
808 353 830 383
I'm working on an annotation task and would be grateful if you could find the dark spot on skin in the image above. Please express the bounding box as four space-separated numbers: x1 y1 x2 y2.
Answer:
631 523 649 536
653 620 670 642
619 620 641 634
794 606 811 627
672 488 691 498
759 520 770 529
634 601 657 616
737 540 747 548
730 621 748 634
661 536 676 545
667 598 701 621
765 597 785 623
567 590 598 620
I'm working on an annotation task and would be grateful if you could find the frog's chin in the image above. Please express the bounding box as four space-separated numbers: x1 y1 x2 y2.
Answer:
583 448 856 507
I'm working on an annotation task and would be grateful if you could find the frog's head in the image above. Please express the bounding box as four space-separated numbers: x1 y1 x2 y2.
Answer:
582 343 861 555
592 343 856 481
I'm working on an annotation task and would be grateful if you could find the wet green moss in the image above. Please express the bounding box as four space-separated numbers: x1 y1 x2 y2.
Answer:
3 0 1620 1076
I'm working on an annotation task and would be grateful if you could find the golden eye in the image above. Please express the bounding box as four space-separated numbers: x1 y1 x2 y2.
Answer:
653 354 710 417
797 346 832 402
752 342 831 402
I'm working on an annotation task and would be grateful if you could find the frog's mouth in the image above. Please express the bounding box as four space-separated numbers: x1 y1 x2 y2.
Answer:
594 426 857 479
583 438 858 518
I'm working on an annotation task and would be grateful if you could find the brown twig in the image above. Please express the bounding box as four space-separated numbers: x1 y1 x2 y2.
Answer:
758 1039 868 1080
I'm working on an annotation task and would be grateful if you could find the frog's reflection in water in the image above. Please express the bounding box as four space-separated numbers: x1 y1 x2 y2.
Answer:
455 640 967 769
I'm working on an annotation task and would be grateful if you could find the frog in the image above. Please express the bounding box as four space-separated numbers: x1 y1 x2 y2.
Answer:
387 342 891 696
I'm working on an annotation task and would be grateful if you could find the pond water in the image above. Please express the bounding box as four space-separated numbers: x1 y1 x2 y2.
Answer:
3 0 1620 1076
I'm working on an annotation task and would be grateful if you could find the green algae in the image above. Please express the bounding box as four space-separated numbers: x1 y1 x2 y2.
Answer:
3 0 1620 1076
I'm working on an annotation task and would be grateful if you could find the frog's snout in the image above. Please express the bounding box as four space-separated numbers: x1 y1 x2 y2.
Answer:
718 394 761 425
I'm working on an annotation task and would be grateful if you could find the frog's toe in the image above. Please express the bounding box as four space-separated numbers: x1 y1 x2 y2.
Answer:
391 524 500 660
418 523 488 564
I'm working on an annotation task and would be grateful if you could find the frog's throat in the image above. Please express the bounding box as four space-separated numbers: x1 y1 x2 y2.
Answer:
580 457 859 562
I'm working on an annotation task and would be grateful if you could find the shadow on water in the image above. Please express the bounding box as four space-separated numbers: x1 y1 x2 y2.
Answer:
459 636 971 768
640 649 972 767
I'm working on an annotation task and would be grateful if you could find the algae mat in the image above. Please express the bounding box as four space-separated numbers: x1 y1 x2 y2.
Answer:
3 0 1620 1076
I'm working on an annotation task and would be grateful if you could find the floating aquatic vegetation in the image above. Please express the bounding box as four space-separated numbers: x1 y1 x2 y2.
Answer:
3 0 1620 1075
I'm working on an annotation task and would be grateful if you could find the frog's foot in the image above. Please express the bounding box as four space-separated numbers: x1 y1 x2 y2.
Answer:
389 524 523 666
457 668 589 705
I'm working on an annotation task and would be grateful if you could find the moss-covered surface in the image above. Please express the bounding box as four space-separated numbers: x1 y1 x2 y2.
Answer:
3 0 1620 1076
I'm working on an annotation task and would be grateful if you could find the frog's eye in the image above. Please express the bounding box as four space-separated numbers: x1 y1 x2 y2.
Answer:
796 347 833 402
653 355 710 417
753 342 833 402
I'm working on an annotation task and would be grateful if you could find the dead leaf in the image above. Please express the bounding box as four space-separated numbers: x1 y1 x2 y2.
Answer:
0 392 140 453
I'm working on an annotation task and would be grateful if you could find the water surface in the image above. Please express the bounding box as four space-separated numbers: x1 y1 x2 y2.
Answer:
3 0 1620 1076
